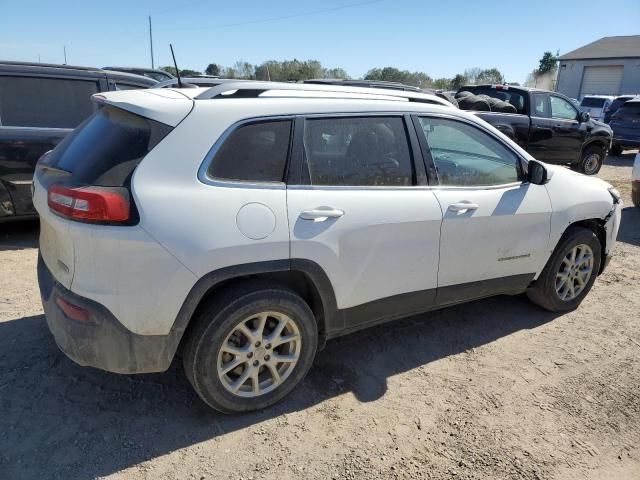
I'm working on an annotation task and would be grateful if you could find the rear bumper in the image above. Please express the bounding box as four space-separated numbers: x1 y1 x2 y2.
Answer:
38 255 176 374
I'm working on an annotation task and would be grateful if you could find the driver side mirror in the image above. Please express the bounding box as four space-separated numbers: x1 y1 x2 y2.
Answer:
579 111 590 122
527 160 549 185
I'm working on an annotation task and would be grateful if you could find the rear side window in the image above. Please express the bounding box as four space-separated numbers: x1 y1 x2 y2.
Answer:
0 76 98 128
208 120 292 182
44 105 172 186
532 93 549 118
303 116 414 186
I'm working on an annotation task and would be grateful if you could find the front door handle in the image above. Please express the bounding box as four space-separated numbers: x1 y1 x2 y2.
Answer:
448 202 479 212
300 208 345 221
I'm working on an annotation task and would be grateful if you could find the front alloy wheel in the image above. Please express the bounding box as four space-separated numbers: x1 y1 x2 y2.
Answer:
555 244 594 301
527 226 601 312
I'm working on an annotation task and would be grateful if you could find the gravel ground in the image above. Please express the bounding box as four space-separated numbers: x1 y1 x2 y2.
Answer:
1 152 639 480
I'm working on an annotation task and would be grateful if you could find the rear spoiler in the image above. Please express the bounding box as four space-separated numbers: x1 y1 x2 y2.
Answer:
92 89 194 127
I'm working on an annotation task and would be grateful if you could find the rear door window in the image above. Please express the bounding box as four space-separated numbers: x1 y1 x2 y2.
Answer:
303 116 414 186
42 105 172 186
207 120 292 182
532 93 550 118
0 76 99 128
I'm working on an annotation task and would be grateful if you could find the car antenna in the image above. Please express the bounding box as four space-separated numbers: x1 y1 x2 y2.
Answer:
170 44 183 88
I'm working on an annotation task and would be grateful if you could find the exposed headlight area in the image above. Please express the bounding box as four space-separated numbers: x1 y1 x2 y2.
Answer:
608 187 622 204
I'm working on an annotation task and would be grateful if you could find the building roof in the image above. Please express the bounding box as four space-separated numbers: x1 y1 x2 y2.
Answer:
558 35 640 60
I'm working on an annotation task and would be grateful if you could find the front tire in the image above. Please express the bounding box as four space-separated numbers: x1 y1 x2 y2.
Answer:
527 227 601 312
183 283 318 413
579 146 605 175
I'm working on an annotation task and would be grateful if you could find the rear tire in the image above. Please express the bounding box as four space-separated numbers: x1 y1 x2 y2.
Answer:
527 227 601 312
578 146 605 175
610 144 623 156
183 283 318 413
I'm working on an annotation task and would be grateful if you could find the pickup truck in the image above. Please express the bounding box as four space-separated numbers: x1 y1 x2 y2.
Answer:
457 85 613 175
0 61 156 222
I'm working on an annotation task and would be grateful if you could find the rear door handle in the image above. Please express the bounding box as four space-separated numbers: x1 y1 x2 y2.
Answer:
448 202 479 212
300 208 345 221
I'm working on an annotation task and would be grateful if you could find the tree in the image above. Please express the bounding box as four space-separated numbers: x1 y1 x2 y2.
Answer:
322 67 349 79
231 60 254 79
476 68 505 84
432 78 451 90
160 66 177 76
450 73 468 90
537 51 557 75
205 63 221 76
463 67 482 84
159 66 201 77
364 67 433 89
179 69 202 77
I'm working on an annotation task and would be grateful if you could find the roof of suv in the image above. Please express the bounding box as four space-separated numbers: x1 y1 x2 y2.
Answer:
94 81 455 127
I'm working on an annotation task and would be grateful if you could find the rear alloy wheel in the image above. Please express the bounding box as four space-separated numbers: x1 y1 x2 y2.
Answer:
527 226 601 312
183 284 317 413
579 146 605 175
217 311 302 398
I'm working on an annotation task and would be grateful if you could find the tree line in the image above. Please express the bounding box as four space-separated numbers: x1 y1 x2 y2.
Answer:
160 52 558 90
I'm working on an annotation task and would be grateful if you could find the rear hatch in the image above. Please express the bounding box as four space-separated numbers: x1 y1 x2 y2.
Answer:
610 102 640 140
33 89 193 288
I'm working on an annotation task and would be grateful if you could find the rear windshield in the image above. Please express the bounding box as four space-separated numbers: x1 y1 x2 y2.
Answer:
463 87 527 114
43 105 172 186
617 103 640 117
580 97 607 108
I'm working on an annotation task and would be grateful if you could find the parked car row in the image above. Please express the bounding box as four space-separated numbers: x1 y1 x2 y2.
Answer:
33 81 622 412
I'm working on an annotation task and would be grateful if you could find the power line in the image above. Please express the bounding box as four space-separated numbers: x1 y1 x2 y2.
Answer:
164 0 384 32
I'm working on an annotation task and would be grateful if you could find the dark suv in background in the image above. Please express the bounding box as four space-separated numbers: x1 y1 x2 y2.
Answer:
609 99 640 156
604 95 639 124
0 61 156 222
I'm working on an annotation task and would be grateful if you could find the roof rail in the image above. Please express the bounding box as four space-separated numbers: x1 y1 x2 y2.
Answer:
193 81 451 106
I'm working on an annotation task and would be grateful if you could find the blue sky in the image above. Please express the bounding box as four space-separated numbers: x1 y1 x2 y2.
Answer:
2 0 639 84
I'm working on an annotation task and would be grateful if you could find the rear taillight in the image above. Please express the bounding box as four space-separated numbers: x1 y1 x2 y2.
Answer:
48 184 129 223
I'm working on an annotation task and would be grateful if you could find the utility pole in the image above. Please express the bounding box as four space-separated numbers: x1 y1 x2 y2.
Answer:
63 46 67 65
149 15 155 69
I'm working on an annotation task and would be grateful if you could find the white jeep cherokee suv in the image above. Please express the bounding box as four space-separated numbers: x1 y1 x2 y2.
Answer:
34 82 622 413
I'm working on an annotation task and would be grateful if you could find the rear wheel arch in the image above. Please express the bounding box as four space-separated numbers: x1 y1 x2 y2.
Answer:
173 260 338 358
581 138 608 157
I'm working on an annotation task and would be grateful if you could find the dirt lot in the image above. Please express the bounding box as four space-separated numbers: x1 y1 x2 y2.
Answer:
1 152 639 480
